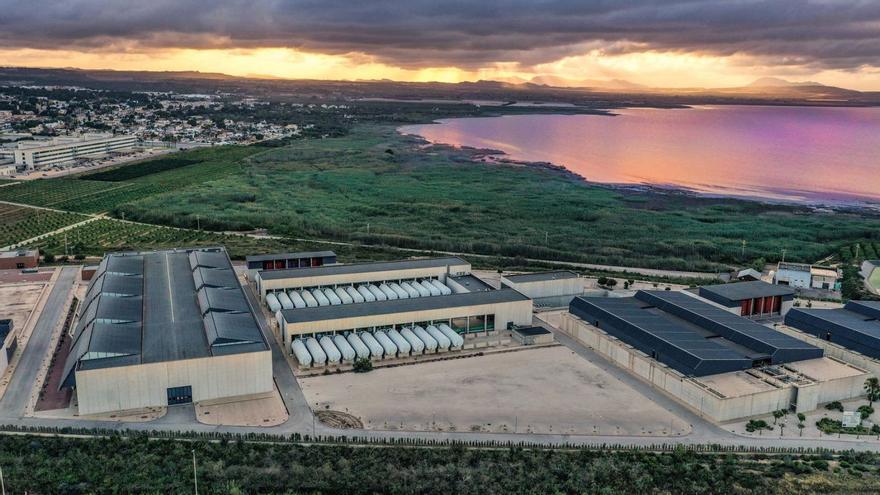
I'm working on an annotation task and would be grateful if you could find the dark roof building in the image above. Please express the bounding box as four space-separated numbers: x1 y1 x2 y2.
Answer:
62 247 267 389
570 290 822 377
785 301 880 358
258 256 468 282
502 271 579 284
245 250 336 271
698 281 795 318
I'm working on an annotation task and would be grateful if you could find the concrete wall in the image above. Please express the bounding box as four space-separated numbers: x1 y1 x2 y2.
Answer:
501 276 583 299
257 262 471 300
75 350 273 415
775 324 880 378
559 313 803 423
775 270 811 289
282 299 533 346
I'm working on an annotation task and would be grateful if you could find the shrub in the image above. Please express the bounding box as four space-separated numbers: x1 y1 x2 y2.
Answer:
353 358 373 373
826 401 844 412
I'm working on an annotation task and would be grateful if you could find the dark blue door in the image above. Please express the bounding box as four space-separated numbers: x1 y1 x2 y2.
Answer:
167 386 193 405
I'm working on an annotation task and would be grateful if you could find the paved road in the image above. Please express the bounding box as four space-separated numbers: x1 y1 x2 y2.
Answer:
0 266 77 418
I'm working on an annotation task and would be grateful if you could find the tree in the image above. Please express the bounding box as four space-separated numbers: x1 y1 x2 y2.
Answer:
772 409 786 424
797 413 806 436
865 377 880 406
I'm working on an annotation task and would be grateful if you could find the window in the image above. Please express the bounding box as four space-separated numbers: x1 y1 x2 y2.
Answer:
469 314 487 333
451 316 468 333
486 314 495 331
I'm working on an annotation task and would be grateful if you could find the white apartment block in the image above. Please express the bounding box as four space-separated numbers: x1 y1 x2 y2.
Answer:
13 134 138 169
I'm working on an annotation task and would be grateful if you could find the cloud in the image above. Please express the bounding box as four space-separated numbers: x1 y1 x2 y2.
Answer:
0 0 879 73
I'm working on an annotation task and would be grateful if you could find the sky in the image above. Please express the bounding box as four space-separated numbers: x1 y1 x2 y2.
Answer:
1 0 879 90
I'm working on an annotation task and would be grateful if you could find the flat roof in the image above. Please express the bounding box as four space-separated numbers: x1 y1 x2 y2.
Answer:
245 250 336 263
0 249 38 259
785 301 880 358
699 280 794 302
449 274 494 291
282 288 529 324
514 326 552 336
62 248 267 388
259 256 469 281
503 271 579 283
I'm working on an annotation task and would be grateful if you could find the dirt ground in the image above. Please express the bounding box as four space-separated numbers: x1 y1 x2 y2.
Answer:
0 283 44 332
195 388 288 427
300 345 691 436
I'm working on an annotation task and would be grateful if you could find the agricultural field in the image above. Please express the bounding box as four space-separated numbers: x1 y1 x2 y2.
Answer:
0 203 88 248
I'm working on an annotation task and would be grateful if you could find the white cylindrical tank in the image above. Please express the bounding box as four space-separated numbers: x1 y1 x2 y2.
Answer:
312 289 331 306
413 325 438 352
399 281 421 298
360 331 384 358
430 279 452 295
410 280 431 297
357 285 377 302
320 336 342 363
291 339 312 367
379 283 398 300
368 284 387 301
427 325 451 351
420 280 441 296
346 286 366 303
266 293 282 312
277 291 294 310
374 330 398 357
346 333 371 359
333 335 356 361
400 327 425 354
275 310 285 328
305 337 327 365
388 283 409 299
288 290 307 309
438 323 465 348
387 328 412 355
301 290 319 308
335 287 354 304
323 288 342 305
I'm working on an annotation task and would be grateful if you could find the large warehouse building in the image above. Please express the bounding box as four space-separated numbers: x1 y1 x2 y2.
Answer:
785 301 880 359
245 250 337 280
61 247 272 415
13 134 138 169
561 290 866 422
698 281 795 318
259 257 533 367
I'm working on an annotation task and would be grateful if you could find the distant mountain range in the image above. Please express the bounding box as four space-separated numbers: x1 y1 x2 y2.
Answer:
0 66 877 106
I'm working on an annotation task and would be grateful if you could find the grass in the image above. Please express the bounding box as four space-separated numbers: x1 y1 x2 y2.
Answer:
2 124 880 271
0 204 88 248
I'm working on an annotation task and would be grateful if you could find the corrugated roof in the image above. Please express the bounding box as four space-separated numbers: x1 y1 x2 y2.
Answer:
259 257 469 281
699 281 794 302
282 288 529 324
246 250 336 263
61 247 267 389
786 302 880 358
503 271 579 283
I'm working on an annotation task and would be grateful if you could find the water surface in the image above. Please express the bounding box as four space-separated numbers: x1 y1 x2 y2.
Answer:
400 106 880 205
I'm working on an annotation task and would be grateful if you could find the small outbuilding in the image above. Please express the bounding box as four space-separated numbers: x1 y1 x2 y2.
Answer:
511 326 554 345
0 249 39 270
501 271 582 299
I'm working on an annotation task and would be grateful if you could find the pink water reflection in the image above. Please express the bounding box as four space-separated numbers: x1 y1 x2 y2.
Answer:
400 106 880 204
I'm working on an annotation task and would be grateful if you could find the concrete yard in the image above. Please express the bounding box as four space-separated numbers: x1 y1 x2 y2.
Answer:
0 282 44 331
300 345 692 436
196 388 288 427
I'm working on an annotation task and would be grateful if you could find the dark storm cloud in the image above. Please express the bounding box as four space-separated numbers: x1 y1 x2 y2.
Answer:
1 0 879 70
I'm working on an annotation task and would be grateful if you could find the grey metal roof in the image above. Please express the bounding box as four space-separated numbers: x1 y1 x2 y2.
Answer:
282 288 529 324
503 271 579 283
246 250 336 262
61 247 267 389
259 257 469 281
786 302 880 358
699 281 794 304
514 326 552 336
449 274 494 291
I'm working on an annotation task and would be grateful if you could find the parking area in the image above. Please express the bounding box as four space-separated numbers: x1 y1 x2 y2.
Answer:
300 345 691 436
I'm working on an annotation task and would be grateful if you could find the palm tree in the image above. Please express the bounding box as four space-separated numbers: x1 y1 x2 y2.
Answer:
865 377 880 406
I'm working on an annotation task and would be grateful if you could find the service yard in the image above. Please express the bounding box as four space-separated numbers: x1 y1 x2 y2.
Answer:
0 282 43 331
300 345 691 436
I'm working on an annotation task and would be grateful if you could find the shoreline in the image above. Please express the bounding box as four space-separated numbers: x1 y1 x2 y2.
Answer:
398 118 880 214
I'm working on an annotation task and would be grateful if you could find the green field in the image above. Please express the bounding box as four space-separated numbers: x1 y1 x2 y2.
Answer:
2 124 879 271
0 203 87 248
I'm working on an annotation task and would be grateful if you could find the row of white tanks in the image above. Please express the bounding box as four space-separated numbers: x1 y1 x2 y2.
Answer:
291 324 465 367
266 279 452 313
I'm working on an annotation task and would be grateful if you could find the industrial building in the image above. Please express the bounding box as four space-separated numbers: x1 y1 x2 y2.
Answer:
0 249 39 270
501 271 582 299
260 257 533 368
61 247 272 415
785 301 880 358
774 262 841 290
0 319 15 375
698 281 795 318
560 290 866 422
13 134 138 169
245 250 336 280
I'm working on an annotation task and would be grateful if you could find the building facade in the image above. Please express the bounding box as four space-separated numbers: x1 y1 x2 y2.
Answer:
14 134 138 169
0 250 39 270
